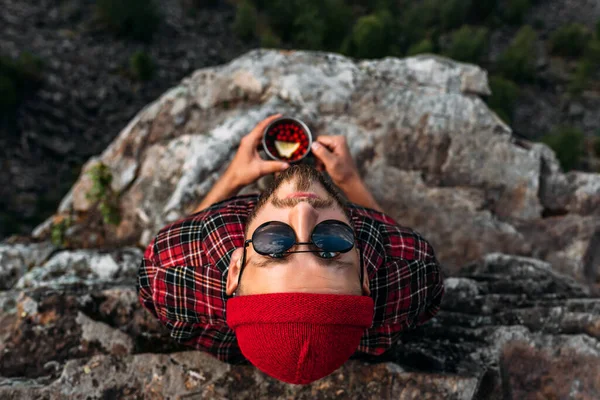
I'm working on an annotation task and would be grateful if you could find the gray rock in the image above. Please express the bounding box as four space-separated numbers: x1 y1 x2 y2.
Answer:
0 242 55 290
39 50 599 280
0 352 480 400
76 312 134 356
1 253 598 399
15 247 142 289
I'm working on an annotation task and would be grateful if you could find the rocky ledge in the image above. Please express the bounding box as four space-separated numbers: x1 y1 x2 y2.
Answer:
34 49 600 284
0 248 598 399
2 50 600 398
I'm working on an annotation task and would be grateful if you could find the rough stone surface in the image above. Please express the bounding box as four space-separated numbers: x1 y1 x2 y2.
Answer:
0 252 598 399
35 50 600 282
2 50 600 398
0 242 55 290
15 247 142 289
76 312 134 356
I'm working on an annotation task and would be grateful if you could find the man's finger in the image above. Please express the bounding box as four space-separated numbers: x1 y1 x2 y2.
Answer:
315 135 342 152
310 141 336 167
259 160 290 176
247 114 282 143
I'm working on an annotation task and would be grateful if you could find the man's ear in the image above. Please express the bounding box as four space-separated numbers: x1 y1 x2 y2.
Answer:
226 248 244 296
362 262 371 296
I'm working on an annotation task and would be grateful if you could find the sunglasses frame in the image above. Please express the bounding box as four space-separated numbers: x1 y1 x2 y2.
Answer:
235 219 363 290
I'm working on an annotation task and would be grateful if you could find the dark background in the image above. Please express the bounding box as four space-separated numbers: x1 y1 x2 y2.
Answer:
1 0 599 239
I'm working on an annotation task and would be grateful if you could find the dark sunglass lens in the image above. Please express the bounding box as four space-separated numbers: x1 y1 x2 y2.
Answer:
252 223 295 255
312 221 354 252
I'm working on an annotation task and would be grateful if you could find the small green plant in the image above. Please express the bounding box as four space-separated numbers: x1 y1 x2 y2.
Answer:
96 0 161 42
129 50 155 81
51 217 72 248
233 0 258 41
503 0 530 25
86 162 121 226
549 23 591 58
348 14 389 59
541 127 586 171
487 75 520 123
407 38 434 56
497 25 537 82
445 25 488 63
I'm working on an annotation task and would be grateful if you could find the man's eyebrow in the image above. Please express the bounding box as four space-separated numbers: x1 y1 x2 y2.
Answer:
248 254 355 270
271 196 334 209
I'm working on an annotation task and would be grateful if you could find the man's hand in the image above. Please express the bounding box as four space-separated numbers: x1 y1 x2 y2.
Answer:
310 135 361 188
311 135 384 213
192 114 289 213
226 114 290 187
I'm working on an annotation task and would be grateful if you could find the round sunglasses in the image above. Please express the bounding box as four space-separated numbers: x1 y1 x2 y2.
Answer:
236 219 361 287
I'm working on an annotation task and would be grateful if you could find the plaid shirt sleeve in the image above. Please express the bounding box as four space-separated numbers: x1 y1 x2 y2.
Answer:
349 205 445 356
137 195 258 363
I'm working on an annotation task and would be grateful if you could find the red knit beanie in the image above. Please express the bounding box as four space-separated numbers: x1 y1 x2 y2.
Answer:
226 292 374 385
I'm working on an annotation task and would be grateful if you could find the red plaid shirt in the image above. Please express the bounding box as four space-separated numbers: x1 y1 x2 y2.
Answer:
138 194 444 363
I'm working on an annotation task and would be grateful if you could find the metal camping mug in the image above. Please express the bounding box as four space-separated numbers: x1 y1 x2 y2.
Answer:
262 116 313 163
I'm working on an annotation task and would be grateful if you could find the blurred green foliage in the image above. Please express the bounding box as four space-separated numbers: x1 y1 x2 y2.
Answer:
568 60 592 95
503 0 530 25
407 39 434 56
549 23 591 58
595 136 600 159
487 75 520 123
439 0 471 31
260 28 282 48
583 39 600 65
445 26 488 63
254 0 353 51
347 14 389 58
0 52 43 117
399 0 440 49
497 25 537 82
129 50 155 81
292 6 327 49
541 127 585 171
567 34 600 95
96 0 161 42
233 0 258 41
86 162 121 226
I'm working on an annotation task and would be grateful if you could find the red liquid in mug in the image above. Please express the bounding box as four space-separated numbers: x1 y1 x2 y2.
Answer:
264 119 310 161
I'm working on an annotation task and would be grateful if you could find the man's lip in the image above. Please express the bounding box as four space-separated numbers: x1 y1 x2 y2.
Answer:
285 192 319 199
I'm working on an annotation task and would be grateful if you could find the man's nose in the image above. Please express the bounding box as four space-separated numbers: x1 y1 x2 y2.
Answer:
288 201 319 242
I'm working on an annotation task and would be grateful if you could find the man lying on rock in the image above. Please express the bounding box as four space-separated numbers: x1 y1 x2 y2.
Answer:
138 114 445 385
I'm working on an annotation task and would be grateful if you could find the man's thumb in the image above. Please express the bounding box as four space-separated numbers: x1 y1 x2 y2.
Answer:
311 142 334 165
261 161 289 175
